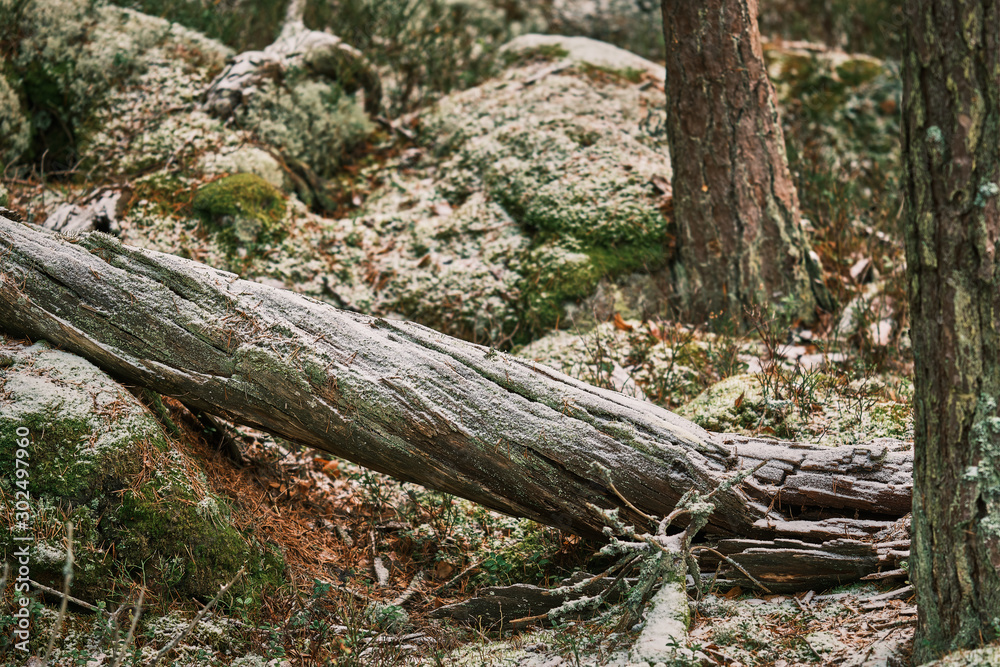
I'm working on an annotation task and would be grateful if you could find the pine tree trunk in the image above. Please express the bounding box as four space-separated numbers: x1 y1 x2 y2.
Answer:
902 1 1000 660
660 0 830 322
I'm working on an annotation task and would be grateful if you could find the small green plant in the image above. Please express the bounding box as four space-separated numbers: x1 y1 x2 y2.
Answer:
304 0 512 114
108 0 287 51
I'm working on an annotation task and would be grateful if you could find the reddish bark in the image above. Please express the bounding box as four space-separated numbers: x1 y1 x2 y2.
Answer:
661 0 830 322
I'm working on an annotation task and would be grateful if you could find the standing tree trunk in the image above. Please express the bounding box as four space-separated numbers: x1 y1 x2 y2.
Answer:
902 1 1000 661
660 0 831 322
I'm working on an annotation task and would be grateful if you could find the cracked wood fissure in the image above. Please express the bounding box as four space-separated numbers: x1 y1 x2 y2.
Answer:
1 218 909 556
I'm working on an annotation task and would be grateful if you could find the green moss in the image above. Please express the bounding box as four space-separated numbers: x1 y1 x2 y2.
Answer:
192 173 288 255
575 62 646 84
517 240 668 337
501 44 570 67
115 479 266 597
835 57 884 86
0 342 285 601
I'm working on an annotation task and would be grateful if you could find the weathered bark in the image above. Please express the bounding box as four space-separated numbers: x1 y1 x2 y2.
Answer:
1 216 909 588
660 0 831 322
902 1 1000 660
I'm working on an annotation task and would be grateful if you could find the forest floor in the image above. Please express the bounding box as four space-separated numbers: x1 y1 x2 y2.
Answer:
44 332 909 667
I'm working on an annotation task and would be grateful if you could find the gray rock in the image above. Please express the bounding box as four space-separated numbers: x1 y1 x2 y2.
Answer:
500 33 664 81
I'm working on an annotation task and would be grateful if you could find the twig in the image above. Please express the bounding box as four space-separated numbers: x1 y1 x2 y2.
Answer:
587 461 661 532
390 570 425 607
431 557 485 594
146 567 245 667
42 522 73 666
861 568 908 581
689 546 772 594
29 579 99 612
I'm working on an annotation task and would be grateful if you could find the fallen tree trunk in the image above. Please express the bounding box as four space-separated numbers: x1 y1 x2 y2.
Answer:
0 216 911 585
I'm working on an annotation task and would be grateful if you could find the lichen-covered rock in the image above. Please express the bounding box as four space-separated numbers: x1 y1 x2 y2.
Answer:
518 319 730 408
114 43 675 346
499 33 664 81
0 336 284 599
3 0 231 169
765 42 901 175
405 54 673 340
677 371 913 444
0 71 30 165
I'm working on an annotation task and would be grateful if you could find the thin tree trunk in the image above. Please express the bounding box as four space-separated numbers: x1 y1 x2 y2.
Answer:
1 216 911 588
660 0 831 322
902 0 1000 660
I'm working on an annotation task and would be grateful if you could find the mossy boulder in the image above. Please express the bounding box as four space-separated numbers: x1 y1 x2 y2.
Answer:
394 41 673 341
345 48 673 343
0 337 284 600
192 173 288 254
2 0 231 172
765 43 900 172
499 33 665 82
112 37 674 346
0 71 31 165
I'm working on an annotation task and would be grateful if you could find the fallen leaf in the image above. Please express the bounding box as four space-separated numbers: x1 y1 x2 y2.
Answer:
612 313 634 332
734 391 745 409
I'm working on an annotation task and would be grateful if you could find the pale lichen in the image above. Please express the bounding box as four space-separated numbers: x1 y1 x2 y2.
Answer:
0 72 30 164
